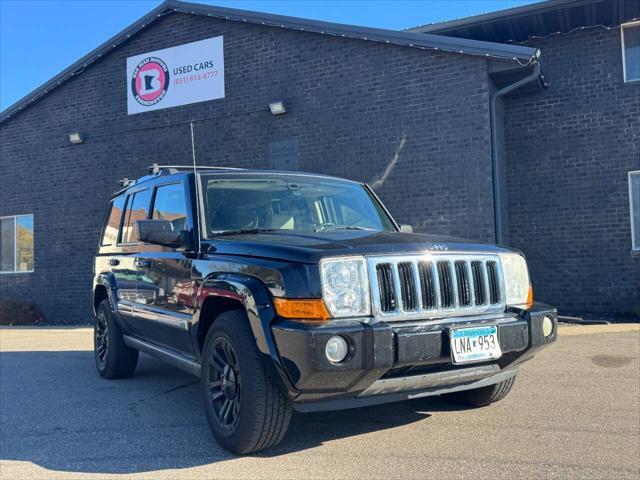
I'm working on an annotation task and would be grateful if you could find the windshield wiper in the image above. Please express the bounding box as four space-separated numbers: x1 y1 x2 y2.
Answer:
210 228 280 236
313 225 372 232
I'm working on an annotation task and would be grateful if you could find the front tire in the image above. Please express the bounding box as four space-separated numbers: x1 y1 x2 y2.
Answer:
201 310 292 454
94 299 138 379
443 375 516 407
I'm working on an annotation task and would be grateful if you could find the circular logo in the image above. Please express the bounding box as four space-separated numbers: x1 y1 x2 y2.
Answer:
131 57 170 106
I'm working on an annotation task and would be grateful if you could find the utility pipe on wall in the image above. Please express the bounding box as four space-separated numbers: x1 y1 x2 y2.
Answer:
490 61 541 244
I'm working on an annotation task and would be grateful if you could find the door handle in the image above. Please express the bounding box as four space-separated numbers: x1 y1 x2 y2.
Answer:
108 259 120 266
135 259 153 268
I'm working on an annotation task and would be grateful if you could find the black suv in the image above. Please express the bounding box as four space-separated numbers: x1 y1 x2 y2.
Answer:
93 165 557 453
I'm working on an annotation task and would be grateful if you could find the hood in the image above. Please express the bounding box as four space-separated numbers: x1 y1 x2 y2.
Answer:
203 230 514 264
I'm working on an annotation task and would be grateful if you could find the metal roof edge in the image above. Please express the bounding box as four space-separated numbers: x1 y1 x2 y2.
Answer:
407 0 593 33
0 1 177 125
0 0 538 125
172 0 538 60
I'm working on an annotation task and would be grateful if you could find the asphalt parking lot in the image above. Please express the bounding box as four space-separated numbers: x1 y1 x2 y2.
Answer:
0 324 638 480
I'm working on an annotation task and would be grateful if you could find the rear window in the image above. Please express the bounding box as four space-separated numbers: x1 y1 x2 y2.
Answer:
101 196 125 246
120 189 152 244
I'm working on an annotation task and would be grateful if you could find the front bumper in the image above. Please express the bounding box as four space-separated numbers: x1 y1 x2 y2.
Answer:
271 302 557 412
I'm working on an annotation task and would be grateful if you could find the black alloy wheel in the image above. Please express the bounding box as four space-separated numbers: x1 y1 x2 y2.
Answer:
201 310 292 454
93 299 139 379
95 309 109 369
207 337 242 430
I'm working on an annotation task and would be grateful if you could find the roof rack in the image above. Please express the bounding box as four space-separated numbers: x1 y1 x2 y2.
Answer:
148 163 245 174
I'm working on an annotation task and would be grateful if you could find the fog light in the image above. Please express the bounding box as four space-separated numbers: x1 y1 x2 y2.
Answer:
325 336 348 363
543 315 554 337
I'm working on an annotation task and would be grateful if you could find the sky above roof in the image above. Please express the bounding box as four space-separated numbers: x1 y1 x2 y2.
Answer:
0 0 541 111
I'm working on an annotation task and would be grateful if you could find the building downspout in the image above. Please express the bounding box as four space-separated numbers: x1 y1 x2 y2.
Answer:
490 61 541 244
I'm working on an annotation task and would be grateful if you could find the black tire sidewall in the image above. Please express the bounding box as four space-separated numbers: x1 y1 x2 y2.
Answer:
94 299 138 378
201 312 267 450
94 301 113 376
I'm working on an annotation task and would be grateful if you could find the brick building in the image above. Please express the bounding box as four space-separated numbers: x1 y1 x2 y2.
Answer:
0 0 638 323
412 0 640 318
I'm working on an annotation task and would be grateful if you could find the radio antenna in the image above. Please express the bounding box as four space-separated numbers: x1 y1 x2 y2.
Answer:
190 121 202 255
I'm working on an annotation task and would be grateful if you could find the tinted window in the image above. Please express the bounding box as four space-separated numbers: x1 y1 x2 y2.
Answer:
623 23 640 82
101 196 125 246
16 215 34 271
0 215 34 272
152 183 188 232
631 172 640 250
120 189 151 244
0 217 15 271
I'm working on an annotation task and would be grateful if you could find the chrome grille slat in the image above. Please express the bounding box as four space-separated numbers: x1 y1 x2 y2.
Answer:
368 254 506 322
466 261 475 306
391 263 403 311
411 261 423 311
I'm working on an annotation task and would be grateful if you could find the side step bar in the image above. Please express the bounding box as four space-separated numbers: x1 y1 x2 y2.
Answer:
123 335 201 377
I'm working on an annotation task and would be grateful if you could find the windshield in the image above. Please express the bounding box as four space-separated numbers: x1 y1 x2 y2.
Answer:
199 174 396 236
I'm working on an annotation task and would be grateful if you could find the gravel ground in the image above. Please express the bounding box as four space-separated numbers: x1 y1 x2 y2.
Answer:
0 324 638 480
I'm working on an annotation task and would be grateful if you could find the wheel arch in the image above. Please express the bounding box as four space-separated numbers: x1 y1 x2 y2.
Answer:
93 273 118 315
194 273 298 397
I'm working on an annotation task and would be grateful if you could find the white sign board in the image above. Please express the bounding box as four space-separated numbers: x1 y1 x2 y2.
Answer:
126 36 224 115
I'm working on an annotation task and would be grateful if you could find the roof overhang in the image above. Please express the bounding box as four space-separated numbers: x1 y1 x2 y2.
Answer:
0 0 539 125
408 0 640 43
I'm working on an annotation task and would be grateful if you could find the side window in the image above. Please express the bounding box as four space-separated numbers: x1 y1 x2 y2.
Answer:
0 214 34 273
152 183 188 232
101 196 125 246
120 189 151 244
630 171 640 251
622 22 640 82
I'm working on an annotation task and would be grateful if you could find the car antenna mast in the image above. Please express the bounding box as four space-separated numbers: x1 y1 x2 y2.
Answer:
190 122 202 255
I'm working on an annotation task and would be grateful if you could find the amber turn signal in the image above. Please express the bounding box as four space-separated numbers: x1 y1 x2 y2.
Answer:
526 286 534 307
273 298 331 322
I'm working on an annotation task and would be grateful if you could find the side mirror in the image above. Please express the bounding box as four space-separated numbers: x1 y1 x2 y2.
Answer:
137 220 186 248
399 224 413 233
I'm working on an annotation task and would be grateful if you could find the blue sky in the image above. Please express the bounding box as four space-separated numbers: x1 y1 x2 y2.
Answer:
0 0 540 111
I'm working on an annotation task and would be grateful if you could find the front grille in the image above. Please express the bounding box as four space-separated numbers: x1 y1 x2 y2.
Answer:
368 254 505 321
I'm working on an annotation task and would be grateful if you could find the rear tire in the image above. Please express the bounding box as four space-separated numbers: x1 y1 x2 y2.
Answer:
201 309 292 454
443 375 516 407
94 299 138 379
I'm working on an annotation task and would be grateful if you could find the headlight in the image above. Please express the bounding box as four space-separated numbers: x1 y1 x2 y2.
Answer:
499 252 532 306
319 256 370 318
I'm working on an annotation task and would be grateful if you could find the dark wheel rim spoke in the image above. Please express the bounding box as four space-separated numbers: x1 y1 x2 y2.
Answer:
207 337 242 430
210 390 224 402
210 349 226 370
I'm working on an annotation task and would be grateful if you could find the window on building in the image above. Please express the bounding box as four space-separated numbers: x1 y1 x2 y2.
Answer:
152 183 188 232
120 189 151 244
101 196 125 246
0 214 34 273
630 171 640 251
622 22 640 82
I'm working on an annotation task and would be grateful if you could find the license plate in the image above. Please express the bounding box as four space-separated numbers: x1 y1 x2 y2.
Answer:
450 325 502 364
